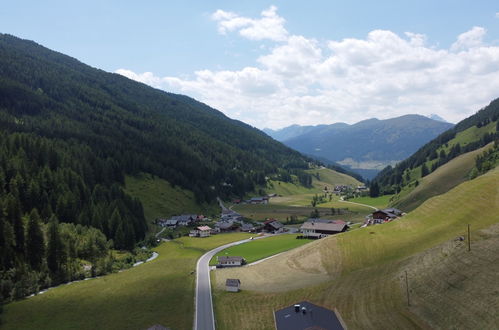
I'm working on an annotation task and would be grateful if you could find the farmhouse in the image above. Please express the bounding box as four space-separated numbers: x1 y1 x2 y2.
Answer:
215 220 239 232
217 256 245 268
263 219 284 233
157 218 178 228
225 278 241 292
372 208 403 222
274 301 345 330
189 225 211 237
300 219 348 238
249 196 269 204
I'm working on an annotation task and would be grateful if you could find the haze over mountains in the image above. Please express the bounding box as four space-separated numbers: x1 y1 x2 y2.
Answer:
264 115 454 179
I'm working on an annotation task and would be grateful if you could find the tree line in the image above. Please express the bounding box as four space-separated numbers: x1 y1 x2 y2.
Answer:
371 98 499 196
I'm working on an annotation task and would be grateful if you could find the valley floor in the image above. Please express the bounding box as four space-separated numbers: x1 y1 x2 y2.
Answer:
212 166 499 329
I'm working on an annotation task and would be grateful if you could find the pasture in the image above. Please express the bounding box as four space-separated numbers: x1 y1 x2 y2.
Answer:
210 234 311 265
2 233 252 330
213 166 499 329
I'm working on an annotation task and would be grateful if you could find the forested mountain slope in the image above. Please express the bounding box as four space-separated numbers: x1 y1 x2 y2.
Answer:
265 115 453 179
0 34 311 302
372 98 499 210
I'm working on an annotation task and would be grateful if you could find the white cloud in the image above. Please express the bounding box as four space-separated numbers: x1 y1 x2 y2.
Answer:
451 26 486 52
211 5 288 42
117 8 499 129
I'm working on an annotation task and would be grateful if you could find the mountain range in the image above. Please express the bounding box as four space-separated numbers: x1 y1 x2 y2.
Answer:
264 115 454 179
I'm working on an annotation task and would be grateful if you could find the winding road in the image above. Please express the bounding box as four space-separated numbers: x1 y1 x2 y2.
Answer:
194 236 268 330
338 196 378 211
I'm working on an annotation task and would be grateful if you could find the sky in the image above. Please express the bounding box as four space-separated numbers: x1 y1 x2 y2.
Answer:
1 1 499 129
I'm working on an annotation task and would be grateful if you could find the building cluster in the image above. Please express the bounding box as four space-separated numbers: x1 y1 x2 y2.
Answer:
157 214 205 228
362 208 404 227
332 185 351 195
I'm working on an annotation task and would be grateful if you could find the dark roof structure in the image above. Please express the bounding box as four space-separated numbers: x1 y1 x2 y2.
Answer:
225 278 241 287
274 301 344 330
217 256 244 264
300 222 347 233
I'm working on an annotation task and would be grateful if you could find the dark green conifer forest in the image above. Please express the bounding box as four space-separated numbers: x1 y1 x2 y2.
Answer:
0 34 312 302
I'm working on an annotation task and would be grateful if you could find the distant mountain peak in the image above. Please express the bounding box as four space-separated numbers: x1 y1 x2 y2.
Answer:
427 114 450 123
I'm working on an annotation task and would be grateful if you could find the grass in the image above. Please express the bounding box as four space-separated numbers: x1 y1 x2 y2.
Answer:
265 168 362 198
347 195 394 209
212 165 499 329
125 173 219 228
2 233 252 330
391 143 494 212
209 234 311 265
233 202 369 223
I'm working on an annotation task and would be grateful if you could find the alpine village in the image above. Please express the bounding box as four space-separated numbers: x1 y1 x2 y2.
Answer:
1 3 499 330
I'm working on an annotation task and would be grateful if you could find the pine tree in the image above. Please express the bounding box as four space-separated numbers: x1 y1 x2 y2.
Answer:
47 215 66 278
26 209 45 271
369 182 380 197
114 223 125 250
421 163 429 177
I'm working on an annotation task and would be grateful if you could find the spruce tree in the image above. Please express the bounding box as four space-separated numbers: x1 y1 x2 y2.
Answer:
47 215 66 278
26 209 45 271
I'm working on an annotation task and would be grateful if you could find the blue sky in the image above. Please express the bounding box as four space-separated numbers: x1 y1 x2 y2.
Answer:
2 1 499 128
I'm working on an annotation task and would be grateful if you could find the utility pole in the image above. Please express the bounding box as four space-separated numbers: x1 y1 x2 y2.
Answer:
405 270 410 307
468 224 471 252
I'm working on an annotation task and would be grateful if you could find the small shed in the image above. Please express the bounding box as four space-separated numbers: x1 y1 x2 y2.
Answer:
225 278 241 292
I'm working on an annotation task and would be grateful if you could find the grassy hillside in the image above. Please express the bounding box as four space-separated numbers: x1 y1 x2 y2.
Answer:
213 166 499 329
390 142 494 212
235 167 368 223
374 98 498 200
2 233 252 330
125 174 219 228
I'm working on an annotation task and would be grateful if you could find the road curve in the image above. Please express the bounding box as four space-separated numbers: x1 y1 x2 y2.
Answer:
338 196 378 211
194 236 268 330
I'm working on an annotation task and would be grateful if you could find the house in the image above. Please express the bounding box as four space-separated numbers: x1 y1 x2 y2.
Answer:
300 219 348 239
263 219 284 233
274 301 345 330
189 226 212 238
157 218 178 228
225 278 241 292
249 196 269 204
372 208 403 222
215 220 240 232
240 223 256 232
217 256 245 268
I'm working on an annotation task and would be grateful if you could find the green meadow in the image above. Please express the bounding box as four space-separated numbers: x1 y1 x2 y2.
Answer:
2 233 252 330
209 234 311 265
213 166 499 329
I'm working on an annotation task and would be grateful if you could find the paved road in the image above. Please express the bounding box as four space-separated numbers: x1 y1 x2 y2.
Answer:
194 236 269 330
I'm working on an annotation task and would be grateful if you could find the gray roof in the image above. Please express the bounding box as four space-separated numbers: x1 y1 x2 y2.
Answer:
269 221 283 230
216 221 234 229
307 218 346 224
274 301 344 330
218 256 244 264
225 278 241 287
382 208 403 216
301 222 346 233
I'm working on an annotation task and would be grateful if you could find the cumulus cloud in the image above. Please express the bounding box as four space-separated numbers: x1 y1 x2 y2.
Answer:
212 5 288 41
117 7 499 129
451 26 486 52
